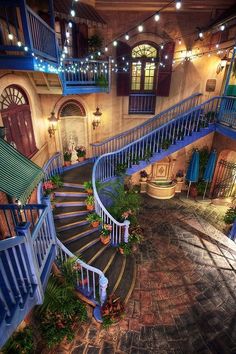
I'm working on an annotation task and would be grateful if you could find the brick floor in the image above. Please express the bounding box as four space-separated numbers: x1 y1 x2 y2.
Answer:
55 196 236 354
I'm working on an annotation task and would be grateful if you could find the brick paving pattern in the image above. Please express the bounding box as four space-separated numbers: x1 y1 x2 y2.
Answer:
54 196 236 354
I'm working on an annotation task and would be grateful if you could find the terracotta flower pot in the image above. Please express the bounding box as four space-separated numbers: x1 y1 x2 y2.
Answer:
64 161 72 167
77 156 85 162
86 188 93 195
86 204 94 211
140 177 148 182
91 221 100 228
119 247 124 255
100 235 110 245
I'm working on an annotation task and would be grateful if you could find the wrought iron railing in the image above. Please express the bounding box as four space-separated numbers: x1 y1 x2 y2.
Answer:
91 93 202 156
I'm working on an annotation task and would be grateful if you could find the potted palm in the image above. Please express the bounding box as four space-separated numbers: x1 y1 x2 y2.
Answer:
83 181 93 195
75 146 86 162
85 195 95 211
63 150 72 166
86 213 102 228
100 224 112 244
140 170 148 182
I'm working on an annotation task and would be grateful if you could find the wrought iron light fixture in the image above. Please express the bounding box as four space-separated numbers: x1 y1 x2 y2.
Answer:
92 107 102 130
48 111 58 137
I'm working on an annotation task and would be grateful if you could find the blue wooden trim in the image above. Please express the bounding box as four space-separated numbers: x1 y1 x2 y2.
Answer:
0 236 25 251
0 55 34 70
63 86 109 95
215 123 236 140
19 0 33 50
62 158 95 172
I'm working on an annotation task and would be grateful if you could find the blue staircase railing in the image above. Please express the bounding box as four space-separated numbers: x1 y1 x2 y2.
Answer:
0 201 57 348
91 92 202 156
37 153 108 308
92 96 236 245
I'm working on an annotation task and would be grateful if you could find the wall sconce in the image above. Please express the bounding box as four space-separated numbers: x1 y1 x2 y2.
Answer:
48 111 58 137
92 107 102 130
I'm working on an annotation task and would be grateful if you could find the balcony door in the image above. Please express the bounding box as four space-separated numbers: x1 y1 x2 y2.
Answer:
0 85 37 158
129 44 158 114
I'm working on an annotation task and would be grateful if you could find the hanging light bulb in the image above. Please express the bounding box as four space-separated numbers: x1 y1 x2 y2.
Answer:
165 55 168 59
216 43 219 48
70 9 75 17
198 31 204 39
154 13 160 21
175 0 182 10
105 46 108 52
220 24 225 31
8 33 13 40
160 43 164 50
113 40 118 46
138 25 143 32
68 21 73 28
125 33 130 40
17 41 22 47
178 39 182 45
24 46 28 51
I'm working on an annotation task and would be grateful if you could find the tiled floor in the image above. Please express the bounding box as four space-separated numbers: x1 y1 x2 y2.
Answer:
56 195 236 354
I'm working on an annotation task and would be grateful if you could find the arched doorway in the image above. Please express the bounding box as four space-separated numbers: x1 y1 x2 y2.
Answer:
0 85 37 158
59 100 87 162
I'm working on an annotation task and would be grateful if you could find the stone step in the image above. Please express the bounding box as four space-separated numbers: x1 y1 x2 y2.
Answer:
63 182 85 189
56 219 89 232
54 210 89 220
54 191 87 198
54 201 86 208
63 227 100 246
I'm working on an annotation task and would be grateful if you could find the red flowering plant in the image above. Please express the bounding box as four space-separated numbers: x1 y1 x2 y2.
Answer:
101 224 112 237
121 209 133 220
43 180 55 196
75 145 86 158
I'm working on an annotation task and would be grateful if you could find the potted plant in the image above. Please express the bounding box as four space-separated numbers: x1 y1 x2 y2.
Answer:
43 180 55 199
86 213 102 228
102 295 125 328
85 195 94 211
51 174 63 188
63 150 72 166
100 224 112 244
223 207 236 234
75 145 86 162
140 170 148 182
161 139 171 150
83 181 93 195
176 170 184 182
129 224 143 253
118 242 132 255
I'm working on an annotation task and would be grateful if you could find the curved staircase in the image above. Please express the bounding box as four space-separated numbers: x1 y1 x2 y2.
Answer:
54 163 136 304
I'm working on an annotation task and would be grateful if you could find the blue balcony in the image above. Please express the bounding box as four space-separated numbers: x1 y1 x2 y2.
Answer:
0 0 110 95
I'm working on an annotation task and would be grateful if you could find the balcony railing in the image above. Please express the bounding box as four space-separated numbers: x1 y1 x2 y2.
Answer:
0 2 59 63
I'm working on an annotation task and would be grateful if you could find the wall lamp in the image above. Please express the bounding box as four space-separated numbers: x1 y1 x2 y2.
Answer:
216 55 228 74
92 107 102 130
48 111 58 137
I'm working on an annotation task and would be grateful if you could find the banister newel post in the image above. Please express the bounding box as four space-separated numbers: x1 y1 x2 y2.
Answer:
42 196 57 246
124 220 130 243
15 222 44 304
99 275 108 305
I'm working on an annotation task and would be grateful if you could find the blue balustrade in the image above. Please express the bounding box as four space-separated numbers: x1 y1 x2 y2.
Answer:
92 96 236 246
91 93 202 156
0 201 56 347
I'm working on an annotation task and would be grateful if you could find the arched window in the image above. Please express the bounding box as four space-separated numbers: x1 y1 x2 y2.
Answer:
59 100 86 118
0 85 37 158
131 43 158 92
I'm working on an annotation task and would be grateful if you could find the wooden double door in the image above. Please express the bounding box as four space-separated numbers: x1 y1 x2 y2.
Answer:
2 104 37 158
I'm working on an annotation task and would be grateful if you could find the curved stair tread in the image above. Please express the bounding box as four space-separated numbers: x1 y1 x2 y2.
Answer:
81 240 109 265
105 252 126 295
62 163 93 184
56 219 89 232
54 191 88 198
62 182 85 189
53 205 88 214
67 231 100 255
55 213 89 227
59 226 99 244
54 209 88 220
92 247 117 273
114 255 136 304
109 255 127 296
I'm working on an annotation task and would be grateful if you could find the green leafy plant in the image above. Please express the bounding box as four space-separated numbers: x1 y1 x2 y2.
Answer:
143 148 153 162
83 181 93 190
161 139 171 150
2 326 35 354
95 74 108 87
63 151 72 162
118 242 132 255
86 195 94 205
102 315 115 329
224 207 236 225
129 224 144 244
115 162 128 176
37 276 87 348
196 180 207 196
88 34 103 53
86 213 102 224
101 224 112 236
51 174 63 188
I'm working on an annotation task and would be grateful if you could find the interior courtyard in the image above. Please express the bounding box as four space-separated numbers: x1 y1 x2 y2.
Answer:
0 0 236 353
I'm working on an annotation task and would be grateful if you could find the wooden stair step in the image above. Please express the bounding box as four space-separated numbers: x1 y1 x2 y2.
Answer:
114 256 136 304
54 201 86 207
54 191 87 198
63 182 85 189
54 210 89 220
56 219 89 232
63 227 100 246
